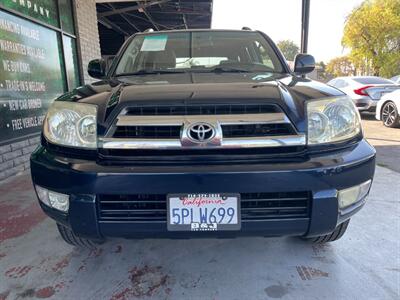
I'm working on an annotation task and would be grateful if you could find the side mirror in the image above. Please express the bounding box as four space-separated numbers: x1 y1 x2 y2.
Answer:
88 59 106 79
294 54 315 75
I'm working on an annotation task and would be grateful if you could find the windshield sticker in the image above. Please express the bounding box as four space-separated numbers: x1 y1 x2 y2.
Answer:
141 35 168 51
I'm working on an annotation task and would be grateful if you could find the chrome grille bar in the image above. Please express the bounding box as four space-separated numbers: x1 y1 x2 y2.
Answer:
101 111 305 150
99 135 306 150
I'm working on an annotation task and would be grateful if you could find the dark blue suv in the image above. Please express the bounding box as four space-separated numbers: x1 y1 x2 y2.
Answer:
31 29 376 248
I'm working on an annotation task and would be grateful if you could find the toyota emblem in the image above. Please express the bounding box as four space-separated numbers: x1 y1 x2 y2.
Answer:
187 123 215 143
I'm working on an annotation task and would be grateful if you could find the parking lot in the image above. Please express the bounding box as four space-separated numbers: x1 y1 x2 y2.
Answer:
362 114 400 173
0 117 399 300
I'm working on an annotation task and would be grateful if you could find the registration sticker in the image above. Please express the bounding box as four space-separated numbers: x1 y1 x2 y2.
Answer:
167 193 241 231
141 35 168 51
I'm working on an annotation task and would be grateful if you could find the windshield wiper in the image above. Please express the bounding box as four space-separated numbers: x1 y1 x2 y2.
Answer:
115 69 187 77
209 66 251 73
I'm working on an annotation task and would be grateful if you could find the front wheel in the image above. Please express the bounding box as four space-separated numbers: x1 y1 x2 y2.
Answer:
382 101 400 128
301 219 350 244
57 223 103 249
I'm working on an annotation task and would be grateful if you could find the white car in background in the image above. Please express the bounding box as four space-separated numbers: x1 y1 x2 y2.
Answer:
327 76 400 112
390 75 400 84
376 89 400 128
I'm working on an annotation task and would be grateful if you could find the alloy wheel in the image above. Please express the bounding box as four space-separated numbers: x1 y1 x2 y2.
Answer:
382 102 397 126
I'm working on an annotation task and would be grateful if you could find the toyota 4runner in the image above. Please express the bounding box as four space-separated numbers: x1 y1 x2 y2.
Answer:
30 29 376 247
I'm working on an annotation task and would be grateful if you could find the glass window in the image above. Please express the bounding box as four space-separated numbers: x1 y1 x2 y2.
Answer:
59 0 75 34
328 79 337 86
63 35 80 89
1 0 59 27
0 10 64 143
255 41 274 69
354 77 394 85
57 34 68 92
115 31 285 75
0 1 80 145
335 80 342 88
335 80 346 88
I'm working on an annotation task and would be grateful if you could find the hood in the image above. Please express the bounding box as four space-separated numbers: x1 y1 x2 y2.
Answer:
57 73 344 135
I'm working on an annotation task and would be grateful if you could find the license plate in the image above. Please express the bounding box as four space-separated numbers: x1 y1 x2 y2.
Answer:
167 193 240 231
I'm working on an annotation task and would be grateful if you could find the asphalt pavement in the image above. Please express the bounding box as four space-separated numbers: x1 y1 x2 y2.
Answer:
361 113 400 173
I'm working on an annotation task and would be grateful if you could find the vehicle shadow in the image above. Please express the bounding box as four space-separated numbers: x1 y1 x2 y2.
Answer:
360 112 378 121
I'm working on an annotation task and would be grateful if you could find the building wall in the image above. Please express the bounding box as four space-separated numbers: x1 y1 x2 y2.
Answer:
0 137 40 182
0 0 101 182
75 0 101 84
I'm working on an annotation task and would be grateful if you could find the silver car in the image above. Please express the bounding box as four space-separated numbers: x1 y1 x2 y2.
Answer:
327 76 400 112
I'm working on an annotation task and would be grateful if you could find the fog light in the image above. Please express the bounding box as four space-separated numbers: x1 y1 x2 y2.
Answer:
35 185 70 212
338 180 372 209
48 191 69 212
35 185 51 206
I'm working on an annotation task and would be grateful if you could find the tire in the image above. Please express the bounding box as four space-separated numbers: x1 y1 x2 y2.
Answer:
381 101 400 128
56 223 103 249
302 219 350 244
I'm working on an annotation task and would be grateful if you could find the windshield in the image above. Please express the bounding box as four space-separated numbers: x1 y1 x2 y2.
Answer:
114 31 285 75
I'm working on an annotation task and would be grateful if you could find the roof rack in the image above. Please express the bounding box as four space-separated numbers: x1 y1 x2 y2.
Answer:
242 27 252 30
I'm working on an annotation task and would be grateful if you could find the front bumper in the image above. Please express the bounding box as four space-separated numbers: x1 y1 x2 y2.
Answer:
30 139 376 240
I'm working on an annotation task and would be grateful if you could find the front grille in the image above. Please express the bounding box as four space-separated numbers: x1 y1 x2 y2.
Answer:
222 124 296 138
125 104 280 116
99 194 167 221
113 126 181 139
98 192 311 222
240 192 310 220
111 104 297 139
103 102 305 152
112 124 296 139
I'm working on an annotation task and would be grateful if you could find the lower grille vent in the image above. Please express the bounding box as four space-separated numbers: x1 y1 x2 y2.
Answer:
98 192 311 222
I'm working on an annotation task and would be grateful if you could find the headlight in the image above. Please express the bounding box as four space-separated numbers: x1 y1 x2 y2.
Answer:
307 96 361 145
44 101 97 148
